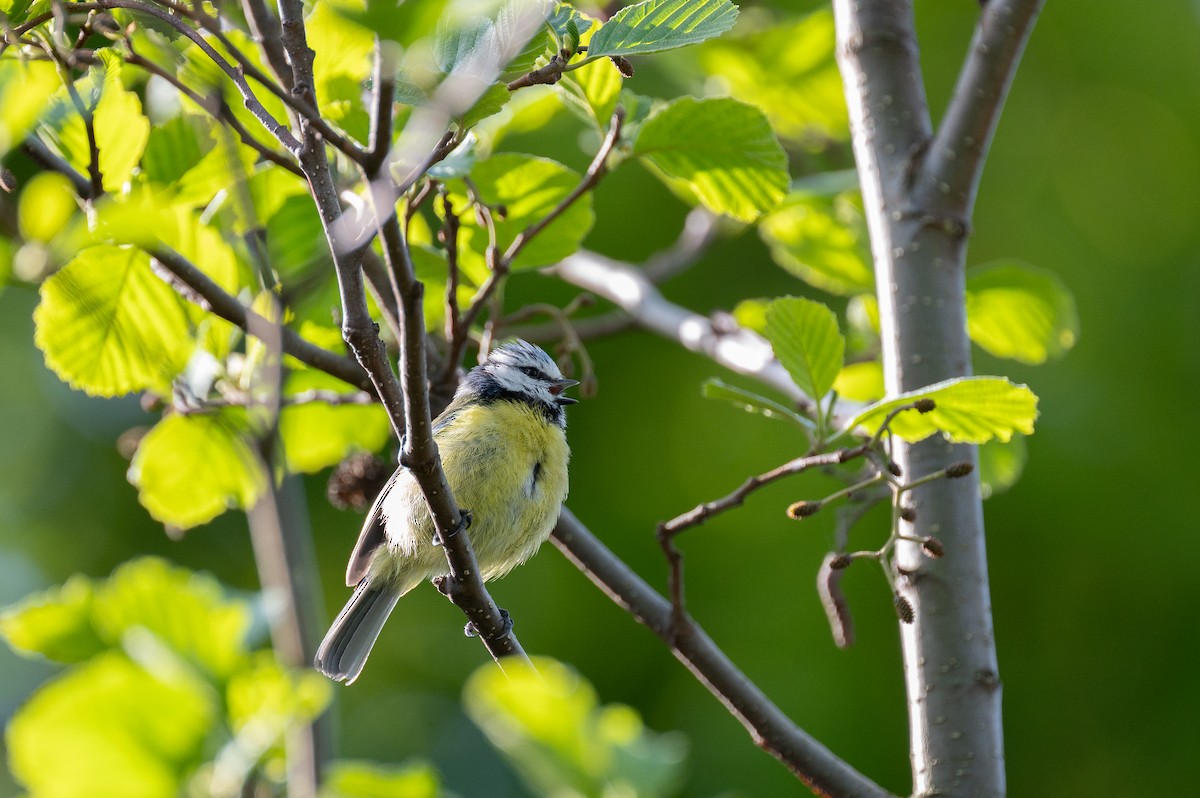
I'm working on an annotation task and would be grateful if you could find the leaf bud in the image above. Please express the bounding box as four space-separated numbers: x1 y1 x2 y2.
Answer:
945 461 974 478
914 398 936 413
894 593 915 624
610 56 635 78
887 460 903 477
786 500 822 519
899 505 917 523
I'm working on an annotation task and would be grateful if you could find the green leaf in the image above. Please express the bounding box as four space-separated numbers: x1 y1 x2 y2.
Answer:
332 0 449 48
0 60 60 157
307 0 374 137
978 435 1027 499
832 361 884 403
141 115 206 186
760 190 873 295
17 171 78 243
588 0 739 57
92 557 252 680
697 8 847 144
465 657 687 798
0 575 106 664
702 378 813 430
966 260 1079 364
448 153 595 271
634 96 788 221
844 376 1039 444
279 370 391 473
731 297 769 334
764 296 845 400
7 651 214 798
227 653 332 747
556 9 622 129
322 760 445 798
38 52 150 192
33 245 194 396
128 412 267 529
458 82 512 130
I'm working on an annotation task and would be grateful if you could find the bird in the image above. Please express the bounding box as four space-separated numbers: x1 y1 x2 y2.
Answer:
314 339 577 684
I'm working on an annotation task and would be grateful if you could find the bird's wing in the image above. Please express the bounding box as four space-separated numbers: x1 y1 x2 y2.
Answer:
344 397 467 586
345 467 403 587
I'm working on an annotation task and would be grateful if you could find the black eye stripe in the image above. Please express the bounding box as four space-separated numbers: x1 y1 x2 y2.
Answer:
519 366 548 380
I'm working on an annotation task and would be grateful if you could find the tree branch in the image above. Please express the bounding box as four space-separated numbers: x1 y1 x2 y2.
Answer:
147 247 373 391
549 251 818 415
834 2 1042 795
551 508 896 798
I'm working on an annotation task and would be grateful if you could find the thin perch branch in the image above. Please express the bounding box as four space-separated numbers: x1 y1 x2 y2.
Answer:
552 508 896 798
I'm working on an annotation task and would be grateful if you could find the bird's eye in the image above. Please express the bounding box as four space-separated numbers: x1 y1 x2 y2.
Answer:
519 366 544 379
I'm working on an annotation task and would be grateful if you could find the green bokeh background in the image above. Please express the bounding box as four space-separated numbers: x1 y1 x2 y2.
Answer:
2 0 1199 796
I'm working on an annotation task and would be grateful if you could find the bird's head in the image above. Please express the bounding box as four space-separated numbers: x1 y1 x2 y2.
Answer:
462 340 579 426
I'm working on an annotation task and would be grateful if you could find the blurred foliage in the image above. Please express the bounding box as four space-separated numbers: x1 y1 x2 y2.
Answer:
1 0 1197 797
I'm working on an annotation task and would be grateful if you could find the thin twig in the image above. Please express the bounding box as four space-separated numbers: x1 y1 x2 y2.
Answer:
147 247 374 392
551 509 897 798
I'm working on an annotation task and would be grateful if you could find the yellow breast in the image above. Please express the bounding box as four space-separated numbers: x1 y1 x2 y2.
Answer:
381 399 570 583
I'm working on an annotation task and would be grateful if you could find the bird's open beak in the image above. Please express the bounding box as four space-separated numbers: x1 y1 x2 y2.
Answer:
550 378 580 404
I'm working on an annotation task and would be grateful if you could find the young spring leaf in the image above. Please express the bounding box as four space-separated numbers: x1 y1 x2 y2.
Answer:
702 378 814 431
978 435 1028 498
760 188 874 295
634 96 788 222
279 370 390 474
966 260 1079 364
446 153 595 271
128 412 267 529
33 245 194 397
844 376 1039 444
587 0 739 57
0 61 65 158
764 296 845 401
0 575 106 664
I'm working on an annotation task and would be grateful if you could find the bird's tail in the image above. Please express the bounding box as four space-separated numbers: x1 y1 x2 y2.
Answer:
314 579 402 684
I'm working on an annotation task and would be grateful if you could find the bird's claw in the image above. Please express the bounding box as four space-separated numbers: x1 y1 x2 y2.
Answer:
433 509 472 547
464 608 513 639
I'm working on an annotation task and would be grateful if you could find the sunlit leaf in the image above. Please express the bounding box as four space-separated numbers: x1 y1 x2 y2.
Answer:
731 298 769 334
0 60 60 156
833 361 885 403
966 260 1079 364
0 575 105 664
698 8 847 144
279 370 390 473
17 172 78 243
764 296 845 400
7 651 213 798
322 759 445 798
465 657 687 798
141 115 206 186
844 376 1039 444
227 653 332 741
702 378 813 430
760 190 873 295
458 82 512 130
128 411 267 529
34 245 194 396
447 153 594 272
588 0 739 57
557 9 623 129
978 434 1027 499
92 557 252 680
634 96 788 221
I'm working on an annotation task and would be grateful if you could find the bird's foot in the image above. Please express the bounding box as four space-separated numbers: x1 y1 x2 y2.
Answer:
433 509 472 546
464 608 513 639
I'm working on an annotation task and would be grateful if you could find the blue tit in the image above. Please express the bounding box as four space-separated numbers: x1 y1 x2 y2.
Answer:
314 340 577 683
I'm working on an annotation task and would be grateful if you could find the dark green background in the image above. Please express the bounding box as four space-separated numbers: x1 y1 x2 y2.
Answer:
2 0 1198 795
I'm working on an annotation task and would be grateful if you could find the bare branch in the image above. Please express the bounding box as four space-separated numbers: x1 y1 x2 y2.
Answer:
551 509 897 798
147 247 374 392
238 0 293 90
920 0 1045 220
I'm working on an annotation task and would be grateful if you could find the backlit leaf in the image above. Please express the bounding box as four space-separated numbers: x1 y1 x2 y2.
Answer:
844 376 1039 444
279 370 390 473
764 296 844 400
634 96 788 221
966 261 1079 364
588 0 739 57
34 245 194 396
128 412 267 529
760 189 873 295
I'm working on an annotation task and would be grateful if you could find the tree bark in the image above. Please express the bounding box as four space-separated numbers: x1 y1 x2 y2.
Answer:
833 1 1043 795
